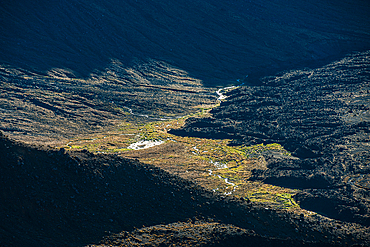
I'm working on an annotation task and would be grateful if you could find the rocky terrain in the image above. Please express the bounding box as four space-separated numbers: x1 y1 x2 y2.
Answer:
2 0 369 146
1 132 370 247
170 51 370 226
1 0 370 246
0 61 215 145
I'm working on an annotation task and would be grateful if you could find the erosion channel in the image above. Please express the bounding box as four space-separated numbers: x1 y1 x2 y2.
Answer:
54 51 370 245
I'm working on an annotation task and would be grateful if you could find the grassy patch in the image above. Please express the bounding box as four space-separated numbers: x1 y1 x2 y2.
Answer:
61 102 300 211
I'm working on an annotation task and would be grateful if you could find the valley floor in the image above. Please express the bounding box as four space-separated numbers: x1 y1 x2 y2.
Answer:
1 51 369 246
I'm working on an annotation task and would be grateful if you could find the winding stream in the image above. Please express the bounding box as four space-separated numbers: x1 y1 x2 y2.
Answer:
216 86 237 102
208 160 238 195
123 83 242 120
123 84 244 189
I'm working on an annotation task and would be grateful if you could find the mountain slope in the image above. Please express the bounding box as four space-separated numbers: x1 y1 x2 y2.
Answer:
1 132 370 246
1 0 370 85
170 51 370 226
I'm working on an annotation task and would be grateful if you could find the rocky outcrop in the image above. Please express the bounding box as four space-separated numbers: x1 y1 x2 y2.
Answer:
170 51 370 225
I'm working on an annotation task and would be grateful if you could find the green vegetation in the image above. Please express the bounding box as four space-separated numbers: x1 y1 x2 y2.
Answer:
62 102 300 211
246 190 299 209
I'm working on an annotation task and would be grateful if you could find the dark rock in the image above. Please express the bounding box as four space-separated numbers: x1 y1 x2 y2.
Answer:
173 51 370 225
2 134 369 246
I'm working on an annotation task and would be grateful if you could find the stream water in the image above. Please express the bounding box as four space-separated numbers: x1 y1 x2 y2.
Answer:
124 84 242 193
208 160 238 195
123 83 242 120
216 86 237 101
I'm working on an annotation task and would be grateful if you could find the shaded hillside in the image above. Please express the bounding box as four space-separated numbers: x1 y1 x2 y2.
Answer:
0 60 215 145
89 221 338 247
170 51 370 225
1 1 370 246
1 0 370 144
1 132 370 246
1 0 370 85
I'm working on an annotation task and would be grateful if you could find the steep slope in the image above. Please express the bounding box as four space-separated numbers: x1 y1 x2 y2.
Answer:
1 132 370 246
1 0 370 144
1 0 370 85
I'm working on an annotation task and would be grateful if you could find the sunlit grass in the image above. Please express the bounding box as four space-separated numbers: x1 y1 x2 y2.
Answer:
61 101 300 211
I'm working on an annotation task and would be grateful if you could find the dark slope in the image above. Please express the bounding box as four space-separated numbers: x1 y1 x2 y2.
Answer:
0 60 215 144
1 132 370 247
170 51 370 225
1 0 370 85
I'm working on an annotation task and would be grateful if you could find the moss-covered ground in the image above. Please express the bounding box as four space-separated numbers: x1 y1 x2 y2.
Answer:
60 91 304 212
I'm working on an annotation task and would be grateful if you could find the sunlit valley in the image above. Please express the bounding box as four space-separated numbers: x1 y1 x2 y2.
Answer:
1 1 370 246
